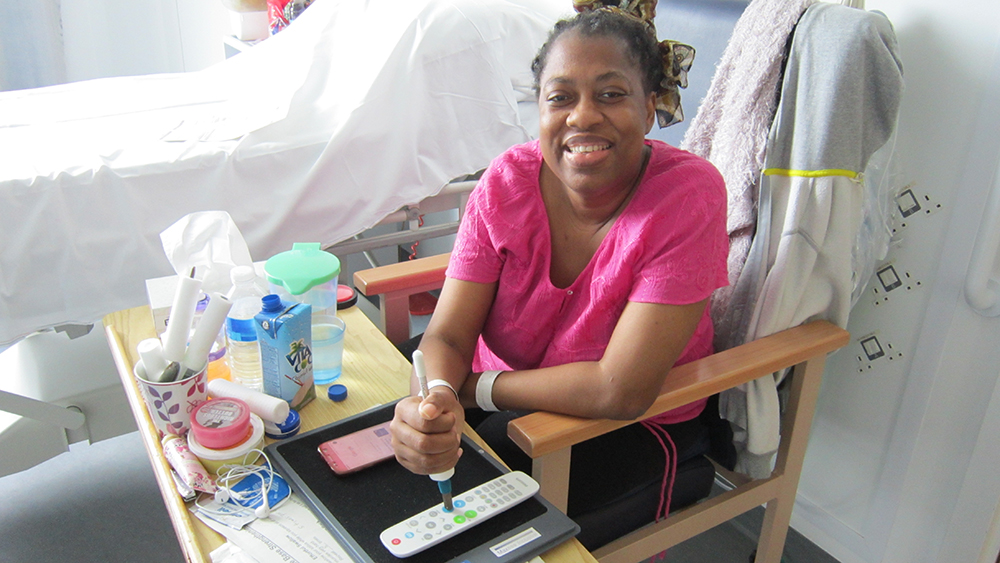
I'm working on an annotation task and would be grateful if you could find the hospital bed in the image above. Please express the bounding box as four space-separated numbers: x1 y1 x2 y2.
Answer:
0 0 573 349
0 0 573 474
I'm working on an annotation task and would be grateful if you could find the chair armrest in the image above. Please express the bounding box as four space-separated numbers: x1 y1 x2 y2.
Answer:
352 253 450 344
353 253 451 297
507 320 850 459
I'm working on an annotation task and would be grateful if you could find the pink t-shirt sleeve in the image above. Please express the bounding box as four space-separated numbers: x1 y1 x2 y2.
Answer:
447 145 542 284
627 158 729 306
447 184 503 283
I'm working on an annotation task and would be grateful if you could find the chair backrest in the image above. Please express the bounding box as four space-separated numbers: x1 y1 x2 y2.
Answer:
696 0 903 478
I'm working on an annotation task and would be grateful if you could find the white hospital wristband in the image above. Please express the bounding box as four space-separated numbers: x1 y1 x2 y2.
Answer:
476 370 504 412
427 379 459 401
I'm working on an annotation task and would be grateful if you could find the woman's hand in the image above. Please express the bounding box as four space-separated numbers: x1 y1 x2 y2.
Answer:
390 276 494 475
390 389 465 475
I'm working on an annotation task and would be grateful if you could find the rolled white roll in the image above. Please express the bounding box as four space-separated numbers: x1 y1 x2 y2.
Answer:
207 378 290 424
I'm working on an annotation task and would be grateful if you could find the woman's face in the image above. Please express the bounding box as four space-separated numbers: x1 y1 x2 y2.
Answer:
537 31 656 199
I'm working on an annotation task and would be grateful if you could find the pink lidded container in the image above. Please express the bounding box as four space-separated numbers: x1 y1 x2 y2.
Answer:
190 398 252 450
187 397 265 474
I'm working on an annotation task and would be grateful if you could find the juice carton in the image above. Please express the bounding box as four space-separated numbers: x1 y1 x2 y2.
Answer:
254 295 316 410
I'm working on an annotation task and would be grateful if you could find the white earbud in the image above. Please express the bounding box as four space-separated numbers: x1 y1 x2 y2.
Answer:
253 472 271 519
255 501 270 519
203 450 277 519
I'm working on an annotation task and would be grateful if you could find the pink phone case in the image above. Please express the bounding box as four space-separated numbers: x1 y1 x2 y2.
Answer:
318 421 395 475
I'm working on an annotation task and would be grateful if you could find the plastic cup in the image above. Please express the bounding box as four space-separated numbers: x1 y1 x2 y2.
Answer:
312 315 346 385
134 359 209 437
265 243 341 318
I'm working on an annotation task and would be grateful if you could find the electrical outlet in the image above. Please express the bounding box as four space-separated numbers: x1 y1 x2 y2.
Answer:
854 331 903 373
891 186 944 235
870 262 924 307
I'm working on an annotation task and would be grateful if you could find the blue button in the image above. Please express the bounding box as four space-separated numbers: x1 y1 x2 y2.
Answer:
454 499 466 508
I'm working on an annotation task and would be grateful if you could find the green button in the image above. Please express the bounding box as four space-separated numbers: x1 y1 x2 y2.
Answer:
453 515 466 524
465 510 477 518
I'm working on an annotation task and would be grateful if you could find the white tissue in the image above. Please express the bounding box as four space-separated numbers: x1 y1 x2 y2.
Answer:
160 211 254 297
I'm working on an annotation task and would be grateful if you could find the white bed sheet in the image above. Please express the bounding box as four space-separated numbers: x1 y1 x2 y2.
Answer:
0 0 570 346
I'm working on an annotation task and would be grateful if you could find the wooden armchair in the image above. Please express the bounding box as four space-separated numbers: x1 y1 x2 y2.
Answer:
354 255 850 563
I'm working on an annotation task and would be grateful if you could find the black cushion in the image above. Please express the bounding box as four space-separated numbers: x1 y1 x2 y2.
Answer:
573 455 717 551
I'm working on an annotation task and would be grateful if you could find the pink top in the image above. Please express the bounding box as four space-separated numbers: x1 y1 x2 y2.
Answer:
447 140 729 423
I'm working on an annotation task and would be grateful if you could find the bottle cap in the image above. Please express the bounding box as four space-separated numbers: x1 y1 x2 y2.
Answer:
226 316 258 341
264 243 341 296
264 408 301 439
328 384 348 402
261 294 284 312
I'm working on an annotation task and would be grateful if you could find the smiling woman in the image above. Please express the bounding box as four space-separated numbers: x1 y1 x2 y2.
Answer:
389 4 731 551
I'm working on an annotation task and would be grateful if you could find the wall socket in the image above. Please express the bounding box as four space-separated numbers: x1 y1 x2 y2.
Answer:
854 331 904 373
891 185 944 235
870 262 923 307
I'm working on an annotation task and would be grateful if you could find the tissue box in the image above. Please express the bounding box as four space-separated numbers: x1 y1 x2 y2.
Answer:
146 275 179 337
146 262 267 337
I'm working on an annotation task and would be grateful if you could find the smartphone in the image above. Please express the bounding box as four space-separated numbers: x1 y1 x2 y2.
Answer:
318 421 395 475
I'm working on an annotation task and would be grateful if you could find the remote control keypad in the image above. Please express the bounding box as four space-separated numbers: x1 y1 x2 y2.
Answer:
380 471 539 557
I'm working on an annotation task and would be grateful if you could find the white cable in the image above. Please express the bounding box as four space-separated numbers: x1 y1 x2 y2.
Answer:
201 449 278 518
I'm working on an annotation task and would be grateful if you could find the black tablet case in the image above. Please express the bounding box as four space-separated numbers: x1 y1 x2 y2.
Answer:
265 401 580 563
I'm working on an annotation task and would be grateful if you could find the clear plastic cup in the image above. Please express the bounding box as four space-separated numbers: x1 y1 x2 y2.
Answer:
264 243 341 318
312 315 346 385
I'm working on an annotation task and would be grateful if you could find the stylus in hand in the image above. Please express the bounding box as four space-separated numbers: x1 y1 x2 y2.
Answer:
412 350 456 512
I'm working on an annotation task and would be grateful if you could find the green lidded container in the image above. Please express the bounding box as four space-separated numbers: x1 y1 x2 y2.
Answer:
264 243 341 316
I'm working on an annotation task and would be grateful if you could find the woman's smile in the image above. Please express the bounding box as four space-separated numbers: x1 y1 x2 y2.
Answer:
565 137 614 166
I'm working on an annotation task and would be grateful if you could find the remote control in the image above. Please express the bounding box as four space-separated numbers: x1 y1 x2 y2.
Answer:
380 470 540 558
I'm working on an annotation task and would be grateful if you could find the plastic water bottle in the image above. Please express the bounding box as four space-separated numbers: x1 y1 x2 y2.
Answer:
226 266 267 391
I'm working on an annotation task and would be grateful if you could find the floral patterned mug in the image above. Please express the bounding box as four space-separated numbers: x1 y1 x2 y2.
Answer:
134 359 209 437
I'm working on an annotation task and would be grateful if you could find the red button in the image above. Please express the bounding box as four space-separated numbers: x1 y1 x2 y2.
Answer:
392 539 401 545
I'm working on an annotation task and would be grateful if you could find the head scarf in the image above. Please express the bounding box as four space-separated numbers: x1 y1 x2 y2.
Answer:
572 0 695 128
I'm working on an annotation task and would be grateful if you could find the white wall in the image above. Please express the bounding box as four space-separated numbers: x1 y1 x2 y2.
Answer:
1 0 229 91
791 1 1000 562
61 0 229 82
0 0 66 90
